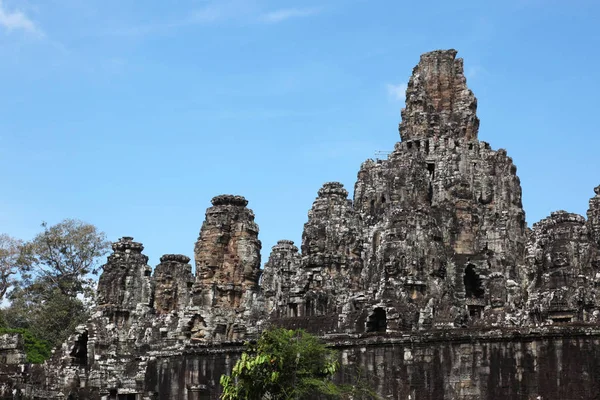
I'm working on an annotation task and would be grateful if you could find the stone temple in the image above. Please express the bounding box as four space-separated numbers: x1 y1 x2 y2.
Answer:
2 49 600 399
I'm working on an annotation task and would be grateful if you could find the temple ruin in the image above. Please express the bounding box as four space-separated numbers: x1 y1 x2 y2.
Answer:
2 49 600 400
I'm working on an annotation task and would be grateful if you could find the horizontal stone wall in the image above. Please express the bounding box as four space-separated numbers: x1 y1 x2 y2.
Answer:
139 328 600 400
144 345 243 400
332 328 600 400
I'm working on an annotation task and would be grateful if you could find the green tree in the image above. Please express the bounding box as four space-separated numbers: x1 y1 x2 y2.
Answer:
220 328 377 400
0 219 109 358
0 234 25 301
20 219 110 299
4 285 89 348
0 327 52 363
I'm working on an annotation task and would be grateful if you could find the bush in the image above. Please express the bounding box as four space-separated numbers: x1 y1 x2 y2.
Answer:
221 327 349 400
0 327 52 363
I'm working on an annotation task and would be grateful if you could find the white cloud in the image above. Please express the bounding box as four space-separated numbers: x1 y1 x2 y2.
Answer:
106 3 322 36
187 2 233 24
0 0 40 35
107 0 255 36
386 82 407 101
260 7 321 23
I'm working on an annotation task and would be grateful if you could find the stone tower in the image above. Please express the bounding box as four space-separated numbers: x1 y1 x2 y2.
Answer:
266 49 528 331
96 236 153 321
191 194 263 340
588 186 600 246
153 254 194 314
400 49 479 141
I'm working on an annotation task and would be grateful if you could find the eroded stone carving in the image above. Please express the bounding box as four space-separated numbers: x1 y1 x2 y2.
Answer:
153 254 193 315
190 194 263 342
400 49 479 141
588 185 600 246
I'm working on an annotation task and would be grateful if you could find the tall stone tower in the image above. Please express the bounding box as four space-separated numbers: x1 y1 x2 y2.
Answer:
588 186 600 246
400 49 479 141
96 237 153 322
267 49 528 331
191 195 263 340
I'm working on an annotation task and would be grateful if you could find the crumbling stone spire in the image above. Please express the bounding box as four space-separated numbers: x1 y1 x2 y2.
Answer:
153 254 193 314
96 237 153 311
400 49 479 141
299 182 363 318
302 182 362 277
587 186 600 246
526 211 597 323
188 195 263 341
193 195 261 308
262 240 301 316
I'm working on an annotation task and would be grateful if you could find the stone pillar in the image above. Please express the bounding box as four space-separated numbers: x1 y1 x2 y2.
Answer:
0 333 26 365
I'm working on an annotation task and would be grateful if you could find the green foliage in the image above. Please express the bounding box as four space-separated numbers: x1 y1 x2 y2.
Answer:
0 219 106 363
0 327 52 363
220 328 367 400
19 219 110 299
0 234 25 301
3 286 89 350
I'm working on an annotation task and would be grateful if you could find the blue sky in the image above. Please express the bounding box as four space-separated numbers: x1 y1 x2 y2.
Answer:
1 0 599 268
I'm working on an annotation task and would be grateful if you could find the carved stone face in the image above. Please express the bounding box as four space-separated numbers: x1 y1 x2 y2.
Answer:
385 262 399 277
198 265 215 281
548 243 571 269
538 236 568 271
488 276 506 308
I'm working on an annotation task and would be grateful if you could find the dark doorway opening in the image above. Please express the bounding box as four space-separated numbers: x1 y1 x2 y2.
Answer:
464 265 484 299
69 330 88 366
468 305 484 319
289 303 298 317
366 308 387 333
427 163 435 179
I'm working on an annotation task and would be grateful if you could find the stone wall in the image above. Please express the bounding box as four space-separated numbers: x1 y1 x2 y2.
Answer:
74 328 600 400
332 328 600 400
